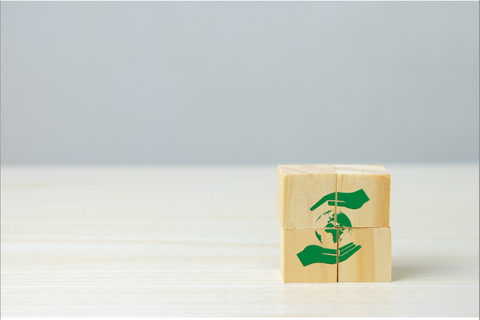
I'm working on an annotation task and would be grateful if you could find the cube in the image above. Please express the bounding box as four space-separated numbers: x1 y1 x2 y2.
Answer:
277 164 336 229
337 227 392 282
277 164 391 283
280 228 338 283
333 165 390 228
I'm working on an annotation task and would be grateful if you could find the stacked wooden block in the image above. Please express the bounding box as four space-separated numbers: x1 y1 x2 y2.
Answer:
277 164 391 283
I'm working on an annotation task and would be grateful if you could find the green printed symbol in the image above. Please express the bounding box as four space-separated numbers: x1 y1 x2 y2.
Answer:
297 242 362 266
309 189 370 211
296 189 367 267
315 210 352 244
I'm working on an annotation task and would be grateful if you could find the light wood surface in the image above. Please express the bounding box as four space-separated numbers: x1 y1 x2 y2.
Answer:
1 164 479 316
281 228 338 283
334 164 391 228
278 164 336 229
338 227 392 282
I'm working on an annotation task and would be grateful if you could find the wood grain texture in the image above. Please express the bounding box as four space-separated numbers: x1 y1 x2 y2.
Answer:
338 227 392 282
1 165 479 316
333 164 390 228
278 164 336 229
277 166 286 226
281 227 337 283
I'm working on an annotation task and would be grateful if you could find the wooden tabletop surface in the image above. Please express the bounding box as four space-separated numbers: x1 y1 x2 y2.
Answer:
1 164 478 317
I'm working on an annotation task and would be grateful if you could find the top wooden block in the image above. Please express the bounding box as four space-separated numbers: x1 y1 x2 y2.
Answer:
277 165 336 229
333 164 390 228
278 164 390 229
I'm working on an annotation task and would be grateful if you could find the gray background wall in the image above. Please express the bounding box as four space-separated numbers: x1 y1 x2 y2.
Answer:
1 2 478 165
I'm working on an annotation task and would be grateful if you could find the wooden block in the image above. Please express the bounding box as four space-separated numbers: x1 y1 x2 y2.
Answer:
332 165 390 228
277 164 391 283
280 227 338 283
337 227 392 282
277 165 336 229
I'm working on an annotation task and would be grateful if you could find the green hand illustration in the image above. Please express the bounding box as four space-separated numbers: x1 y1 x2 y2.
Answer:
296 189 367 267
310 189 370 211
310 192 336 211
338 242 362 263
297 242 362 266
334 190 370 209
297 245 337 266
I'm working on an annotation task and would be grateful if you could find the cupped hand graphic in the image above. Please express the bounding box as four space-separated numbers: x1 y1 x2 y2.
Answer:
338 242 361 262
297 242 362 266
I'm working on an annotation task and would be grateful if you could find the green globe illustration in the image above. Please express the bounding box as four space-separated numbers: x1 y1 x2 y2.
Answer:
297 189 368 267
316 211 352 244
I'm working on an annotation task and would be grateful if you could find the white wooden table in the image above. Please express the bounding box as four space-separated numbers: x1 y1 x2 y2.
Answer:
1 164 478 317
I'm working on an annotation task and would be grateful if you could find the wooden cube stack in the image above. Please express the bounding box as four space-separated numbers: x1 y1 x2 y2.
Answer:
277 164 391 283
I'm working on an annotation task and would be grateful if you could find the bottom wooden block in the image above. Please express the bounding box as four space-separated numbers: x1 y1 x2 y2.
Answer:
337 227 392 282
280 227 338 283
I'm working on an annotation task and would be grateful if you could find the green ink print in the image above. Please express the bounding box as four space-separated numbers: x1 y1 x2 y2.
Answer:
310 189 369 211
314 212 352 244
297 242 362 266
336 212 352 228
297 189 368 267
328 189 370 209
325 228 339 243
325 218 335 228
338 242 362 262
310 193 336 211
297 245 338 266
315 210 332 223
